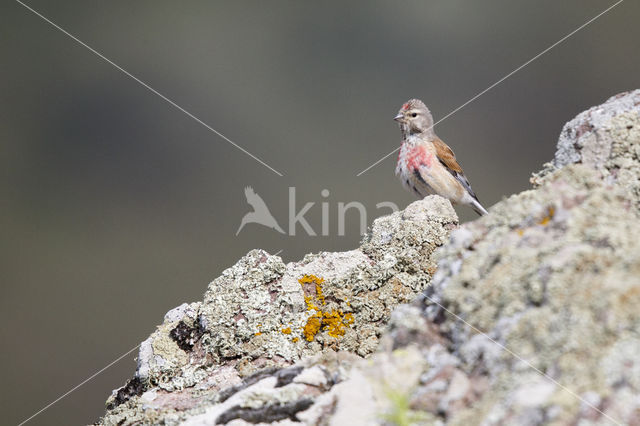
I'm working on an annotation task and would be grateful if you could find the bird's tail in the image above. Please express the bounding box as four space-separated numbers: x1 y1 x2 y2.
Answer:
470 199 489 216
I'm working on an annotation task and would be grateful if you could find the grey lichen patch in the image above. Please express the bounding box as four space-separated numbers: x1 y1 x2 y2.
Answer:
362 195 457 278
133 302 202 385
150 329 189 372
198 249 303 366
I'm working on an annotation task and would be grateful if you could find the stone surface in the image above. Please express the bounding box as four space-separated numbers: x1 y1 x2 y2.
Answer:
98 90 640 426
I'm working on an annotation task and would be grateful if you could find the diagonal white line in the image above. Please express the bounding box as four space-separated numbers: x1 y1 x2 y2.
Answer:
356 0 625 177
17 344 141 426
422 294 622 425
16 0 284 177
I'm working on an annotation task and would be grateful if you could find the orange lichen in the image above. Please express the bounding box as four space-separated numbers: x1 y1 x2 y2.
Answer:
316 283 325 305
299 274 326 306
292 337 299 343
254 332 262 336
303 312 323 341
298 274 354 342
539 207 555 226
303 296 318 311
302 310 354 341
281 327 292 334
299 274 324 286
323 311 354 338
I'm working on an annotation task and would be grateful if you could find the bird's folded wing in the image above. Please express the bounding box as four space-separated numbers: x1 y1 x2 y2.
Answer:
433 136 479 200
432 137 463 173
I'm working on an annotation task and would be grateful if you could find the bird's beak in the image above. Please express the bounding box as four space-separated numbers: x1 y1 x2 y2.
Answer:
393 113 404 122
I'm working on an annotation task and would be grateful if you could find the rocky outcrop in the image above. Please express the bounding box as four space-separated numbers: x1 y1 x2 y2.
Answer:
98 90 640 426
387 164 640 425
98 196 457 425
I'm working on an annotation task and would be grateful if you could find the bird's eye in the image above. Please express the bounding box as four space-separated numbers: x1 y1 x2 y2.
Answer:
411 112 418 117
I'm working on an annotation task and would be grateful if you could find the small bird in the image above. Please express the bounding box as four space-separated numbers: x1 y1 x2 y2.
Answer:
236 186 285 235
394 99 488 216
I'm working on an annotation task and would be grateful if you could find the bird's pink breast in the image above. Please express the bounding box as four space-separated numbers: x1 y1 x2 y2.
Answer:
406 145 434 171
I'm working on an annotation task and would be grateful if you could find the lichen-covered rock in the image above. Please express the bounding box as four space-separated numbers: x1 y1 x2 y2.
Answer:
415 164 640 425
532 89 640 207
98 196 457 425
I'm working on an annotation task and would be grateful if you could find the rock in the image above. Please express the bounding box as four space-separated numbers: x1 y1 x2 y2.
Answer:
413 163 640 425
98 196 457 425
532 89 640 207
98 90 640 425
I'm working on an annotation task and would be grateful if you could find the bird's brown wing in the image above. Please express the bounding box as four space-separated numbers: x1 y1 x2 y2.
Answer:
433 136 479 200
432 137 463 174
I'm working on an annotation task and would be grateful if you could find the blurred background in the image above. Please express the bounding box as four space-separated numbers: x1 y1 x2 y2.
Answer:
1 0 638 424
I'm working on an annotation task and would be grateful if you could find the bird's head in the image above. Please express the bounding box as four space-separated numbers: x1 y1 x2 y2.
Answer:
394 99 434 136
